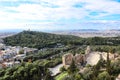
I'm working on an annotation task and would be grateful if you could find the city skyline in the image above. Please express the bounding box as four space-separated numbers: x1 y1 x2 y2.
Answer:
0 0 120 31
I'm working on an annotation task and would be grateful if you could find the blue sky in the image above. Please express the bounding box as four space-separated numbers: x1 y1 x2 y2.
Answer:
0 0 120 31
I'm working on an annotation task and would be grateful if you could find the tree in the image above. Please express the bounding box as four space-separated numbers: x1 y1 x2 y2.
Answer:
60 66 66 72
98 71 111 80
109 48 116 54
75 73 83 80
67 60 78 75
106 53 111 75
44 70 54 80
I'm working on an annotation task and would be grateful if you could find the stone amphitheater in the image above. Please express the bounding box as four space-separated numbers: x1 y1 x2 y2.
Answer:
62 46 119 67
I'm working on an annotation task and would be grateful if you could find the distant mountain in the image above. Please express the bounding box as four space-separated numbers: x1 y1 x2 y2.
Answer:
52 29 120 37
52 29 99 32
71 29 99 32
107 29 120 31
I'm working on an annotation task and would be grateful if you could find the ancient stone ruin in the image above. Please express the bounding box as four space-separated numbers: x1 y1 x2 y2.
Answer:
74 54 86 66
62 53 73 67
62 46 120 67
62 53 86 67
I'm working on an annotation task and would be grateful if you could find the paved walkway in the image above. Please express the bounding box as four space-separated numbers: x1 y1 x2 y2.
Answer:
49 64 63 76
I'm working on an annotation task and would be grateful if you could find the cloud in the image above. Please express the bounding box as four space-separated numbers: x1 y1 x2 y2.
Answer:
0 2 88 22
0 0 120 30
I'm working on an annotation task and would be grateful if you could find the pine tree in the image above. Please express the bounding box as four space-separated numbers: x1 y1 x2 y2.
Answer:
67 60 78 75
106 53 111 80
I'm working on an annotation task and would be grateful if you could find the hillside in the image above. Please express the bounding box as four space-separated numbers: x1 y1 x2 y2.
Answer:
3 31 81 49
2 30 120 80
3 31 120 49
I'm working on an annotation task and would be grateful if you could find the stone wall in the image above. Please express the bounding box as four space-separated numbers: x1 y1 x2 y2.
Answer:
74 54 85 65
62 53 73 66
62 53 86 67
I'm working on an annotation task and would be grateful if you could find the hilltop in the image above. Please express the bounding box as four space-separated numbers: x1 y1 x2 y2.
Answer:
3 30 120 49
3 31 81 49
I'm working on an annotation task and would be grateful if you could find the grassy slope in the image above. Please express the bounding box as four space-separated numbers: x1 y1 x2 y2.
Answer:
55 72 68 80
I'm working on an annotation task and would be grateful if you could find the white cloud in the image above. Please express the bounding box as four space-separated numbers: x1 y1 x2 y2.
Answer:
83 0 120 14
0 0 120 30
0 2 88 22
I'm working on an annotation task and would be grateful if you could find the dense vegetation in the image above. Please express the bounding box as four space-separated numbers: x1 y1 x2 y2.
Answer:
57 53 120 80
3 31 81 49
2 31 120 80
0 31 86 80
4 31 120 48
0 62 54 80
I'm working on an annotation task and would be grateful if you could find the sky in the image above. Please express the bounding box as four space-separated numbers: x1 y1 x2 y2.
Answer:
0 0 120 31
